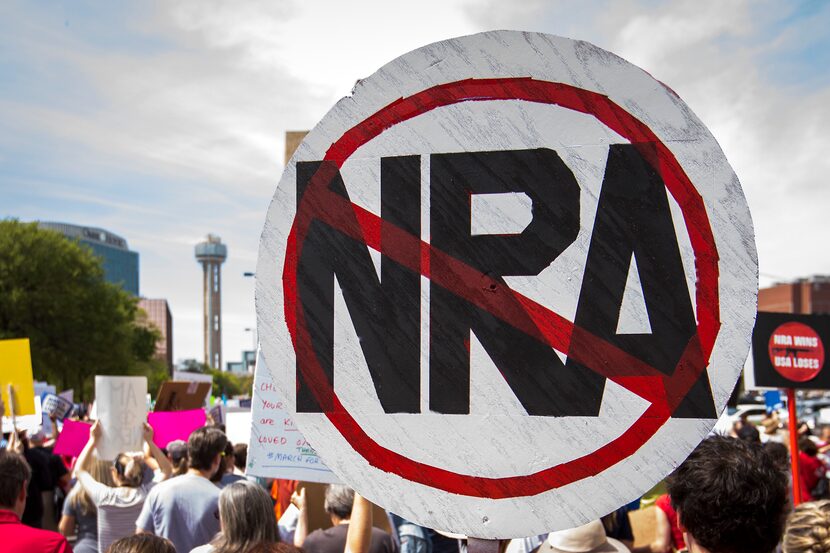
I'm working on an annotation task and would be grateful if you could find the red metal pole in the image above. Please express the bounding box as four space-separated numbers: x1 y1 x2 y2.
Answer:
788 387 802 505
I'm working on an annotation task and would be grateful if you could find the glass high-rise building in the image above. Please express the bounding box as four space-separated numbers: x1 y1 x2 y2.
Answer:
38 221 139 295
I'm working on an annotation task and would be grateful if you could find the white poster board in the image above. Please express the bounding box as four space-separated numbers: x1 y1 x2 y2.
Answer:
247 351 338 483
94 376 147 460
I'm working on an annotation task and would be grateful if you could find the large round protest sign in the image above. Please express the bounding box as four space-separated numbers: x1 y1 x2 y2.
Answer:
256 31 757 537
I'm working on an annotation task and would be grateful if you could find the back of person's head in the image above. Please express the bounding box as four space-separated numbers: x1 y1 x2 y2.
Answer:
0 451 30 509
112 452 145 488
324 484 355 520
784 500 830 553
106 534 176 553
166 439 189 476
764 441 790 473
667 435 789 553
800 437 819 457
213 481 279 553
233 443 247 472
188 426 228 471
71 459 113 515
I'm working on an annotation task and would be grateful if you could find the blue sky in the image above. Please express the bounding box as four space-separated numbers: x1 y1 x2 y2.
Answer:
2 0 829 365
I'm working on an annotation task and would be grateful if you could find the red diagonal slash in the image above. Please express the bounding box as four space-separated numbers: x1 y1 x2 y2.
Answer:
280 78 720 498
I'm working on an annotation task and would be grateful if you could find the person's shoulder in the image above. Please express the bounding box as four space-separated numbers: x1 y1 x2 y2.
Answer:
15 525 71 552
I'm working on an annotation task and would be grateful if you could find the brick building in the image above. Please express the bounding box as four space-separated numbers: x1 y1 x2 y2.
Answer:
138 298 173 372
758 276 830 315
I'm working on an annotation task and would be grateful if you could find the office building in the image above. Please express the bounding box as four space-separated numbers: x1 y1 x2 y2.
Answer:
39 221 139 295
195 234 227 369
138 298 173 373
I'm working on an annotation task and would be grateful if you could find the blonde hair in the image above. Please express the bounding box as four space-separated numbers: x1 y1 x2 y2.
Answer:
784 500 830 553
69 459 114 515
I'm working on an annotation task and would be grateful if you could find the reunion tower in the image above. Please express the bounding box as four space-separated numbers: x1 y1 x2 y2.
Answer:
195 234 227 369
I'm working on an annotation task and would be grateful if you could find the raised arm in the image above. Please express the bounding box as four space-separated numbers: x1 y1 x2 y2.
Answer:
292 487 308 547
75 420 101 474
142 422 172 479
346 491 373 553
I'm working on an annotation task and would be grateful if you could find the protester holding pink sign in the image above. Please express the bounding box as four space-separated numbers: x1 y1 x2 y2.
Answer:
53 419 92 458
147 409 207 449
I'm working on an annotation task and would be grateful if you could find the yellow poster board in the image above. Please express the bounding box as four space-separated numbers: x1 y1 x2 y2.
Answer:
0 338 36 416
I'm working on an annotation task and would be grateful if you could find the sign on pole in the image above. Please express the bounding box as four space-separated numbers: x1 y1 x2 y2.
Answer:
752 312 830 389
256 31 758 537
94 376 147 460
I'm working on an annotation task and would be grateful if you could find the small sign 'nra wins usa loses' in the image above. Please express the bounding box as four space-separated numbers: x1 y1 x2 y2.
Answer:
256 31 758 538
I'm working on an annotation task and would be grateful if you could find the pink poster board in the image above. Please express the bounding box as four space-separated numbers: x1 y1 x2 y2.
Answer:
147 409 206 449
53 420 92 457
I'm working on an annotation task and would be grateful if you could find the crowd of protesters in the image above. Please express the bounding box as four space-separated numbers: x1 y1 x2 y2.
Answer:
3 394 830 553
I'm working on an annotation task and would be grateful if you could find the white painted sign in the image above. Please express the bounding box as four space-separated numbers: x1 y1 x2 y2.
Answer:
247 351 338 483
94 376 147 460
256 31 757 537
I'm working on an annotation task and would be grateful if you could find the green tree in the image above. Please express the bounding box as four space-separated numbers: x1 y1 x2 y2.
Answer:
0 220 159 400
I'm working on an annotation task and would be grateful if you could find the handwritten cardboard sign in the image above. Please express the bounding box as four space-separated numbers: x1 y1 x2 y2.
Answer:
155 381 211 412
147 409 206 449
53 419 92 457
246 351 338 483
94 376 147 460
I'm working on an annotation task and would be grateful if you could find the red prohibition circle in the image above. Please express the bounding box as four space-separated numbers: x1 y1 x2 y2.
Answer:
768 321 825 382
281 78 721 499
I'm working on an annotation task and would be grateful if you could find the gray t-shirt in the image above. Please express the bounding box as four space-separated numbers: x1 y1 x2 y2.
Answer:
136 473 221 553
61 487 98 553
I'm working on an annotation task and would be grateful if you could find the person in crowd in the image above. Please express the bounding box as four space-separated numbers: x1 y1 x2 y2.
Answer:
300 484 397 553
60 459 113 553
165 440 189 477
106 534 176 553
191 480 286 553
136 426 227 553
798 437 828 501
31 422 72 531
783 499 830 553
0 450 73 553
653 493 683 552
75 420 172 553
537 520 628 553
218 442 245 488
602 502 661 553
732 412 760 443
666 435 789 553
18 428 54 528
232 444 247 476
762 411 787 444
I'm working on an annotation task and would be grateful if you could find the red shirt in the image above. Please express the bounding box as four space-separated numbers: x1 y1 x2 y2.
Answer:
0 509 73 553
656 494 686 550
799 452 826 501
